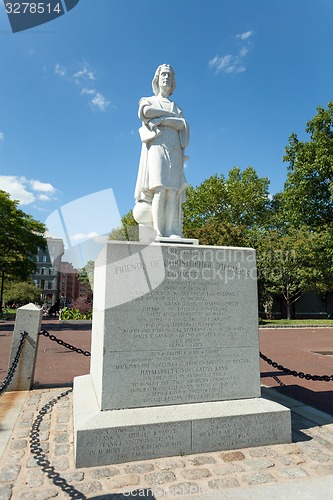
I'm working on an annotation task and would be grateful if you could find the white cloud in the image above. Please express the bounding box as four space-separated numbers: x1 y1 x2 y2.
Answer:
30 180 56 193
91 92 110 112
236 31 253 40
209 30 254 75
81 88 110 111
74 66 96 82
209 54 245 74
38 194 52 201
55 62 110 112
0 176 35 205
0 175 56 205
81 88 96 96
55 63 66 77
0 132 4 141
71 231 99 241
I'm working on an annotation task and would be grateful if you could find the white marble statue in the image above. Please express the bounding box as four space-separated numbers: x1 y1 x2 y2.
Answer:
133 64 190 238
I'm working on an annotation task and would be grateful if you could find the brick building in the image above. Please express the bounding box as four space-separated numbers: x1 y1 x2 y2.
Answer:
60 261 93 306
32 237 64 306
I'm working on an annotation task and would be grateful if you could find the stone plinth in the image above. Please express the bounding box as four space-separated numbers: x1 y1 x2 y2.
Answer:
74 375 291 467
74 241 291 466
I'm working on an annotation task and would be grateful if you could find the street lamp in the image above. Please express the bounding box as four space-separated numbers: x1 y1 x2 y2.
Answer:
0 265 6 315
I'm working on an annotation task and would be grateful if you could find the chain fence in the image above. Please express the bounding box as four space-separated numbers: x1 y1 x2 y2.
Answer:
29 388 86 499
2 329 332 399
0 330 90 396
260 351 333 382
39 330 91 357
0 331 28 396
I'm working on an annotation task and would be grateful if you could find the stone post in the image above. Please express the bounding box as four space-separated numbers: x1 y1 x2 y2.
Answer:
7 303 42 391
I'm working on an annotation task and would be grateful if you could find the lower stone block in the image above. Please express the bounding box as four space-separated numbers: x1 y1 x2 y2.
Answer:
73 375 291 468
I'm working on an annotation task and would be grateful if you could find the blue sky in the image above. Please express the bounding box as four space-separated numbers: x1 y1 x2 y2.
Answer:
0 0 332 249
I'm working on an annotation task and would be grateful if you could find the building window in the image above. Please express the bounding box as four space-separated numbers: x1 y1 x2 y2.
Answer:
42 255 47 263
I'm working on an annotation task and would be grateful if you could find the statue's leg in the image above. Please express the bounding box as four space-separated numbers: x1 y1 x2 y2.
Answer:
151 187 166 237
165 189 181 237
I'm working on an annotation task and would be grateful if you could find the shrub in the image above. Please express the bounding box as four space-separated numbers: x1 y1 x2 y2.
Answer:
71 297 92 314
59 305 92 320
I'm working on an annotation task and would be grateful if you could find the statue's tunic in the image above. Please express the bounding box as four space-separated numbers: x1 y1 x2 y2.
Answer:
134 96 189 203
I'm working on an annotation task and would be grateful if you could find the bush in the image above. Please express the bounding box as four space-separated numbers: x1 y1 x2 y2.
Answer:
71 297 92 315
59 305 92 320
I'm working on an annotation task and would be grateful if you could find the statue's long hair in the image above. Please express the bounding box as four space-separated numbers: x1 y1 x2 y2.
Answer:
152 64 176 96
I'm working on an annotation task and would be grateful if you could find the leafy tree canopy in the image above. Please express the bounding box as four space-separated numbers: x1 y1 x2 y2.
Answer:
3 279 40 307
109 210 139 241
283 101 333 228
77 260 94 291
183 166 270 245
255 228 323 319
0 190 46 280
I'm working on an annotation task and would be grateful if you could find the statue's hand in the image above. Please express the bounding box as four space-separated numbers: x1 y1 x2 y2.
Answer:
143 106 175 119
160 117 185 131
148 118 162 128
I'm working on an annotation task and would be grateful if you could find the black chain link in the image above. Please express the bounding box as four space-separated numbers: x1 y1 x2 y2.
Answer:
0 331 28 395
260 351 333 382
29 389 86 499
39 330 91 357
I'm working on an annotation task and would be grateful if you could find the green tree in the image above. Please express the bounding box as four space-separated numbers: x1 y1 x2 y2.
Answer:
308 227 333 295
77 260 94 291
0 190 46 279
109 210 139 241
183 166 270 245
3 279 40 307
283 102 333 228
255 228 322 319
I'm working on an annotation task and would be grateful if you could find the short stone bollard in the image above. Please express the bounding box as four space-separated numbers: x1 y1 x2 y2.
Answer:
7 303 42 391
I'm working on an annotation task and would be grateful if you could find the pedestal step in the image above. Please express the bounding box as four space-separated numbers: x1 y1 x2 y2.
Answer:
74 375 291 468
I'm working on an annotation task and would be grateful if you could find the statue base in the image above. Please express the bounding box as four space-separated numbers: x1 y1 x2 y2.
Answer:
139 224 198 245
74 374 291 467
73 241 291 467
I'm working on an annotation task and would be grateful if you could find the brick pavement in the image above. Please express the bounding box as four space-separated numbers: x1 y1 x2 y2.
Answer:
1 322 333 415
1 323 333 498
0 386 333 499
259 327 333 416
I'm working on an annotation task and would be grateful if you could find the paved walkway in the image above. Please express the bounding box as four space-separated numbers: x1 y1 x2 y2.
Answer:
259 327 333 416
1 322 333 498
0 386 333 499
1 322 333 415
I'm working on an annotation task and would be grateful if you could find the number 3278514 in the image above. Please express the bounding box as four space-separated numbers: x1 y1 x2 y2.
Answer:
5 3 62 14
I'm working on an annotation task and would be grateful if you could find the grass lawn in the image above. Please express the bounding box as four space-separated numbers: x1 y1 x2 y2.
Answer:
5 308 17 315
260 319 333 326
0 308 17 319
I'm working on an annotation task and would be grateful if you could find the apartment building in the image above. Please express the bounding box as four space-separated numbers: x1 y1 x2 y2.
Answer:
32 237 64 306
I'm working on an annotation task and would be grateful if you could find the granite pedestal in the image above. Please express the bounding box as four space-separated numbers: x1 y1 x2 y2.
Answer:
73 241 291 467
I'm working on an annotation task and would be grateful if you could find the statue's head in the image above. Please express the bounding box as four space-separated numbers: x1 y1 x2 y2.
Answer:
152 64 176 96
